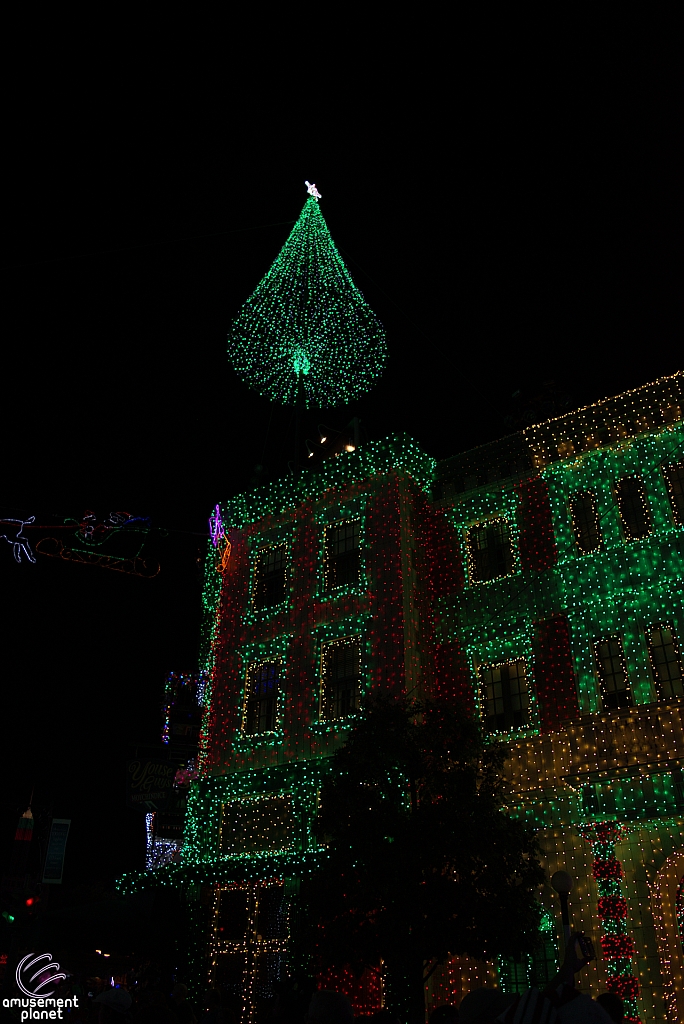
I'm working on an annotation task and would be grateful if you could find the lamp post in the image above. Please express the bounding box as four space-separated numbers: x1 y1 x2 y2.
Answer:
551 870 573 952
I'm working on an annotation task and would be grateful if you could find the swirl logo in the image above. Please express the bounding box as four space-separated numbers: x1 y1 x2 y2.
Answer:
15 953 66 997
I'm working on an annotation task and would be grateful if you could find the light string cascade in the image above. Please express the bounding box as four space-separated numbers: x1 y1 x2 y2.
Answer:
226 192 387 409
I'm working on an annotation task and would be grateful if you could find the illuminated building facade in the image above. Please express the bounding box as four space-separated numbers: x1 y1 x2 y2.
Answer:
120 373 683 1023
430 372 683 1024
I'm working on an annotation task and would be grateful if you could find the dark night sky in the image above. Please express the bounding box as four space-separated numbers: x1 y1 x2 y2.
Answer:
2 25 681 889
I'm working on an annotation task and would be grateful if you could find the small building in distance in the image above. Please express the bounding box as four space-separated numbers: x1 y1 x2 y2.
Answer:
141 672 205 870
120 371 683 1024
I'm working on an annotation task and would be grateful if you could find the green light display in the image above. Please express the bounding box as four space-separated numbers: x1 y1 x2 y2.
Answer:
231 633 293 752
196 436 435 759
543 424 684 714
117 761 331 896
438 422 684 719
118 375 683 1015
203 435 433 536
227 196 387 408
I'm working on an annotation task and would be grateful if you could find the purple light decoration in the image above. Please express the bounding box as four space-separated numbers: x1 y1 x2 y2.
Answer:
208 504 225 549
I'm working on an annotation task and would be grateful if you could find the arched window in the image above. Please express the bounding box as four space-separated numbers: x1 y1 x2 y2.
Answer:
569 492 601 553
663 462 684 525
615 475 652 540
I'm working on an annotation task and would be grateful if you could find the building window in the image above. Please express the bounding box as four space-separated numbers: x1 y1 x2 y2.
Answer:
243 661 280 734
321 638 361 720
466 518 514 583
324 520 361 591
216 886 250 941
615 475 652 541
662 462 684 526
221 797 293 856
595 638 633 709
253 545 288 610
480 659 530 733
646 626 683 699
569 492 601 554
212 882 289 1021
581 784 601 816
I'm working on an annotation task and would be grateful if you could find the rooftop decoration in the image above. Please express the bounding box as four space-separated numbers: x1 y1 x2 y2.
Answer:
227 185 387 409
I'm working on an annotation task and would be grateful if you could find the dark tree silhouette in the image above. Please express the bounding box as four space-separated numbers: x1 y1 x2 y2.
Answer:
300 694 544 1023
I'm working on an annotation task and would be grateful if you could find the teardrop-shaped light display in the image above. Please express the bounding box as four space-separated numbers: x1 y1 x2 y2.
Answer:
227 194 387 408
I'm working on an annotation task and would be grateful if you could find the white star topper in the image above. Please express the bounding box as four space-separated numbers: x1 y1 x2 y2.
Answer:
305 180 322 199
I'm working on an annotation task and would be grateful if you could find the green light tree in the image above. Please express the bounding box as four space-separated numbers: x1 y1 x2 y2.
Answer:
300 695 544 1023
227 193 387 408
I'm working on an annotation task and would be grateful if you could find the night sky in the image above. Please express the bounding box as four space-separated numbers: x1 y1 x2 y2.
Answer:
3 33 680 892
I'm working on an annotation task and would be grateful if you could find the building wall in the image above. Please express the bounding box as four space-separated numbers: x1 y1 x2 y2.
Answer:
122 377 683 1022
433 374 683 1021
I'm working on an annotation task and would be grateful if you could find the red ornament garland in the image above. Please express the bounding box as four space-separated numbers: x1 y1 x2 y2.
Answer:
593 858 623 881
580 822 641 1024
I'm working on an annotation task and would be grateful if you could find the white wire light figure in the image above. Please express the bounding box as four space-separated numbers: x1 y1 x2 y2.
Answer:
0 516 37 564
305 180 322 199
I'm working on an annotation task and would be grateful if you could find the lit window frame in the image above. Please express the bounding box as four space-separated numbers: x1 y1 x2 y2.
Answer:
478 657 533 736
210 880 290 1018
322 517 362 593
645 623 684 701
250 542 289 612
593 636 633 710
465 515 517 586
568 490 602 555
662 461 684 526
241 658 283 737
319 635 363 723
614 474 652 542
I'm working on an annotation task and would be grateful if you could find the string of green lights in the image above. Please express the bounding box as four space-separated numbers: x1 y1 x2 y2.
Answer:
227 196 387 408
